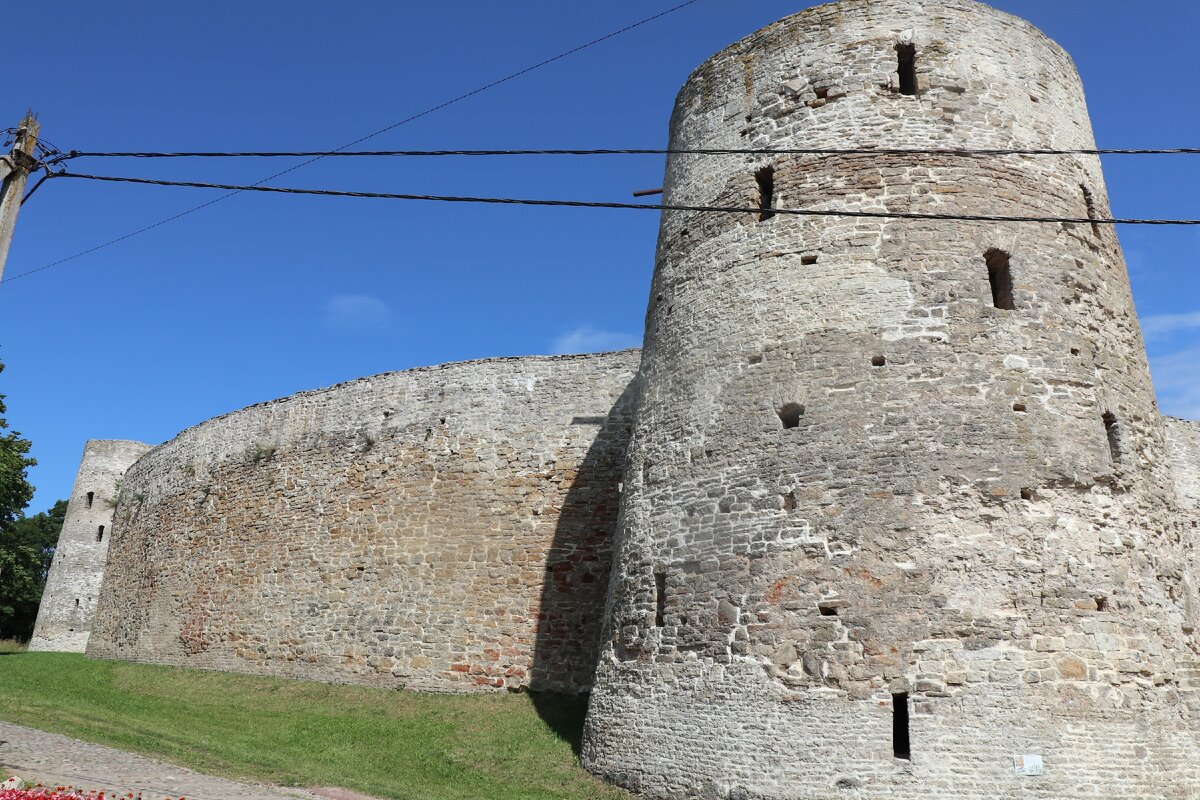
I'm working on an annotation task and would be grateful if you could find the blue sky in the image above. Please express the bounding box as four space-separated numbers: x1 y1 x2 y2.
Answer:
2 1 1197 513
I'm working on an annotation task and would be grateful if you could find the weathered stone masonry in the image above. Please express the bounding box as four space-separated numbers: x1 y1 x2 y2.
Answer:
30 440 152 652
1166 418 1200 516
583 1 1200 798
85 351 638 693
35 1 1200 797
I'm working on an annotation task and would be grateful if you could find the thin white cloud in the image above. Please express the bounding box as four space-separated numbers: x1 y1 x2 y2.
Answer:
551 325 640 355
1142 310 1200 340
324 294 393 333
1149 345 1200 420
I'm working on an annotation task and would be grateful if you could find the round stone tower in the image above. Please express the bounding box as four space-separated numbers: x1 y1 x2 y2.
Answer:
583 1 1200 798
29 439 152 652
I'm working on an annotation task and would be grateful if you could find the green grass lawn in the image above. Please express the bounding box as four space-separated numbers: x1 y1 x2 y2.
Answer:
0 652 628 800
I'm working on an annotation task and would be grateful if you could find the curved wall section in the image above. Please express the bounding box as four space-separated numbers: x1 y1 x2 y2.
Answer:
87 351 638 693
584 1 1200 798
30 439 153 652
1166 417 1200 515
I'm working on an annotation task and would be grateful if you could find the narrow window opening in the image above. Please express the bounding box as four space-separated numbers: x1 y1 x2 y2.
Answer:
892 692 911 759
74 598 80 607
814 86 830 100
748 354 763 365
1102 411 1121 465
654 572 667 628
86 491 94 508
985 249 1015 310
896 44 917 96
801 254 818 265
1020 487 1035 501
871 355 887 367
756 167 776 222
96 525 105 543
1081 184 1101 237
818 602 839 616
1095 596 1108 612
778 403 805 429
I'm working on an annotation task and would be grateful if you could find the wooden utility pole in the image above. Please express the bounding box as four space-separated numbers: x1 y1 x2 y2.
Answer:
0 111 41 282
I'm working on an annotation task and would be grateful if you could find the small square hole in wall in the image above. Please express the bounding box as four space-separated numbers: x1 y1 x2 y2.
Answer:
1013 403 1027 413
654 571 667 628
1071 347 1081 356
985 249 1015 310
801 254 818 265
871 355 887 367
1095 596 1108 611
1102 411 1122 465
1081 184 1101 237
778 403 805 429
749 354 763 365
818 602 839 616
896 44 917 96
1020 488 1035 501
756 166 776 222
892 693 911 759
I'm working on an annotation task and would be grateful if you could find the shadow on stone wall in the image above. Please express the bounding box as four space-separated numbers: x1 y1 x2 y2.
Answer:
529 380 636 754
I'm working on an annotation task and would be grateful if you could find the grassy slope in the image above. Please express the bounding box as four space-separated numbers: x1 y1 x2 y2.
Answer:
0 653 628 800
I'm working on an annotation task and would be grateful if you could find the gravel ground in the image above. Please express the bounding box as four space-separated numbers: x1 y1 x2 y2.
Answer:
0 721 329 800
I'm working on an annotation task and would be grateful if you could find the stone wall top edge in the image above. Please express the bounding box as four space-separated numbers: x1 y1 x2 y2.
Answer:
83 439 155 451
1165 415 1200 429
673 0 1077 106
124 348 642 472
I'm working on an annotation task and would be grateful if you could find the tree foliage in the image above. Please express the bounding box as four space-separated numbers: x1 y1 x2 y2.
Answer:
0 499 67 641
0 359 44 641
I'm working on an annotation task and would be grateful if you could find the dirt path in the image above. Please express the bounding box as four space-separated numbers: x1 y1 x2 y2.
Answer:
0 721 323 800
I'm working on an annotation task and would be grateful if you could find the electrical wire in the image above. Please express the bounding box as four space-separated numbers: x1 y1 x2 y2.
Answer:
0 0 703 285
47 171 1200 226
57 146 1200 160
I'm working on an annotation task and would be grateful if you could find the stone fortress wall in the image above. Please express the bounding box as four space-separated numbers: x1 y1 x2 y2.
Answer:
85 351 638 693
582 1 1200 798
29 440 152 652
1166 417 1200 513
33 1 1200 798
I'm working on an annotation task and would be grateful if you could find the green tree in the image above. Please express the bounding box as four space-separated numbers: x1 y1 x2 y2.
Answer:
0 359 40 641
0 500 67 641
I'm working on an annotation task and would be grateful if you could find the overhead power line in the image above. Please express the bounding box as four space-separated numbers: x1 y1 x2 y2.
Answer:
47 171 1200 226
1 0 703 285
56 146 1200 160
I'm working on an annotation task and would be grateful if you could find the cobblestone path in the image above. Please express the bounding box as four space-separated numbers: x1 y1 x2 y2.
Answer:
0 721 322 800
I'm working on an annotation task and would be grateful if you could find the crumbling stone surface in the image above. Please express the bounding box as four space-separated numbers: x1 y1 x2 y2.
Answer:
35 1 1200 797
1166 417 1200 514
583 1 1200 797
84 351 637 694
29 440 152 652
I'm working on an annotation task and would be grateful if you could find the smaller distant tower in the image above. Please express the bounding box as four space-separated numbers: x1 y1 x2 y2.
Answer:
29 439 151 652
